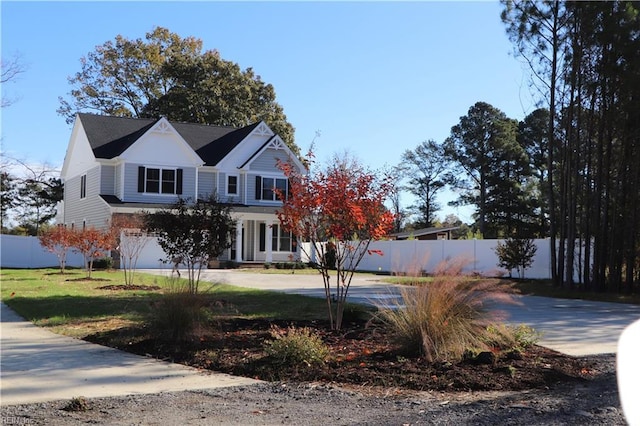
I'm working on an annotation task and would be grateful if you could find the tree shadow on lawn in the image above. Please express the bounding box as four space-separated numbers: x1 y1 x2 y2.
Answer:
4 294 161 323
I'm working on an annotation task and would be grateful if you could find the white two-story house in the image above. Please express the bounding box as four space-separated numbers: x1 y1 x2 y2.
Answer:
59 113 305 265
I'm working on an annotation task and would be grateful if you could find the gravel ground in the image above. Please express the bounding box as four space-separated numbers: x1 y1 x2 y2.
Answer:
1 355 625 426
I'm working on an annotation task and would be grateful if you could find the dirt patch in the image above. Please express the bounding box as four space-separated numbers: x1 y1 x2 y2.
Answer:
85 317 603 393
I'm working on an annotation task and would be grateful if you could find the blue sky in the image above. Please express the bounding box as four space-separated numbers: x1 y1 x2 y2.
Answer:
1 1 536 223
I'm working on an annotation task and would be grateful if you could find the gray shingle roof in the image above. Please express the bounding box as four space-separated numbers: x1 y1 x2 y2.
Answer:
79 113 257 166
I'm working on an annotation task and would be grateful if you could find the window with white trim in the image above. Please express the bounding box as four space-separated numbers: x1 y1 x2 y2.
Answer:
227 175 238 196
138 166 183 194
254 176 288 201
273 224 292 252
259 223 293 252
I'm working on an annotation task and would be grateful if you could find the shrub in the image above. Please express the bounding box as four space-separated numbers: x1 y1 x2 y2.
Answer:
494 238 538 278
224 260 239 269
375 260 518 362
323 242 337 270
92 257 113 270
62 396 90 412
274 261 308 270
485 323 542 351
264 326 329 366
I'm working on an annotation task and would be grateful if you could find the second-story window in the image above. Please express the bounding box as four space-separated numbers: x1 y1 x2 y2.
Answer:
255 176 288 201
80 174 87 199
138 166 183 194
227 175 238 196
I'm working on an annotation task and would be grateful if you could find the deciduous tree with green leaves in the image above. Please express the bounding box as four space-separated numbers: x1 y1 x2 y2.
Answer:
144 196 234 294
58 26 298 154
494 237 538 279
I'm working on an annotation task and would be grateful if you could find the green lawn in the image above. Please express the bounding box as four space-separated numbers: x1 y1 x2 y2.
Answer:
2 268 636 340
0 268 331 338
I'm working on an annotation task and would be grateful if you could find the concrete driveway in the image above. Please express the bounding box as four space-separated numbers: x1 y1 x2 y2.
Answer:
145 269 640 357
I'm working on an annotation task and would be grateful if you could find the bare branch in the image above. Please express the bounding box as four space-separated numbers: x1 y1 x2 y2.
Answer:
1 53 26 84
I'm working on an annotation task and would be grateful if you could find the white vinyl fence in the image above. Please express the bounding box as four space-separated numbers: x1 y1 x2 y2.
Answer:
2 234 552 279
301 239 552 279
0 234 84 269
0 234 169 270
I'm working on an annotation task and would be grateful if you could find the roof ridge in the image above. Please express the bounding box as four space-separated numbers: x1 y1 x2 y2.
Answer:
170 119 240 130
77 112 263 132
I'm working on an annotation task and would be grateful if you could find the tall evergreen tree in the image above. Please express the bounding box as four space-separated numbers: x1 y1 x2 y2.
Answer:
518 108 550 236
503 1 640 292
502 0 569 284
443 101 529 238
398 139 449 228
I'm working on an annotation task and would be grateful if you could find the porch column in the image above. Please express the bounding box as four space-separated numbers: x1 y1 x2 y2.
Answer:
235 218 243 263
265 220 274 263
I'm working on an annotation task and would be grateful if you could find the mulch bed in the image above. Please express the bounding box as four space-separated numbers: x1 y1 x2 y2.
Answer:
85 317 602 393
96 284 162 291
65 277 111 282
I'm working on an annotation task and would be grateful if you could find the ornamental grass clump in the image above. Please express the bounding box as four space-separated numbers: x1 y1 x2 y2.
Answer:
376 258 519 362
150 277 209 342
264 326 329 366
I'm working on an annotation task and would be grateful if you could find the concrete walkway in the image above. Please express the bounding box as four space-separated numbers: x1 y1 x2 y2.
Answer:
158 269 640 356
0 303 259 406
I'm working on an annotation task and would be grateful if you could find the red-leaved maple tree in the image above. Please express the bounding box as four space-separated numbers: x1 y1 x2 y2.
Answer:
277 152 395 330
71 227 116 278
38 226 75 273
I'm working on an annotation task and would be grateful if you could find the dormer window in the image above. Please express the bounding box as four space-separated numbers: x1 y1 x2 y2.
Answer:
138 166 183 195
